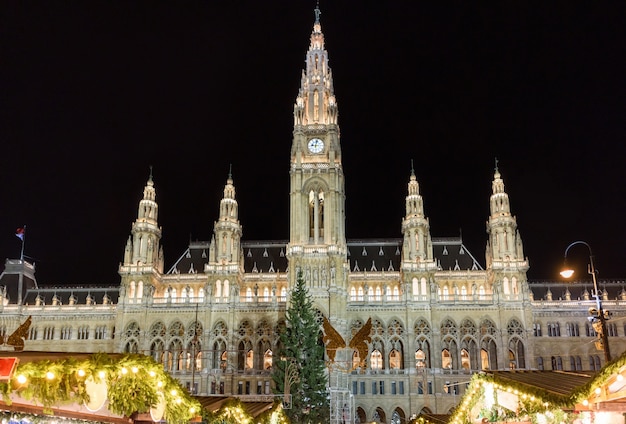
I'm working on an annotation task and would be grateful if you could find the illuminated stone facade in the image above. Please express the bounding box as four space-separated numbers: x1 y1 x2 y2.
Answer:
1 8 626 424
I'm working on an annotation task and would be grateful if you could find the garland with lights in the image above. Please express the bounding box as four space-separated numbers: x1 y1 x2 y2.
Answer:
447 373 578 424
200 398 290 424
0 411 108 424
0 353 200 423
570 351 626 404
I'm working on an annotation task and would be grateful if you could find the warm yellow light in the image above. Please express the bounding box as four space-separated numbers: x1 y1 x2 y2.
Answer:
149 370 156 377
560 269 575 278
131 366 139 373
595 387 602 395
16 374 27 384
46 371 55 380
77 369 86 377
617 374 624 381
157 381 163 387
99 370 106 379
121 367 128 375
189 407 195 414
582 399 589 406
170 389 177 396
176 398 182 404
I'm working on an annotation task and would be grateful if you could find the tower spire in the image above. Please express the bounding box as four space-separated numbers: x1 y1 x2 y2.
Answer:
401 164 434 264
486 164 526 265
123 168 162 269
288 7 347 317
209 171 242 267
292 3 338 128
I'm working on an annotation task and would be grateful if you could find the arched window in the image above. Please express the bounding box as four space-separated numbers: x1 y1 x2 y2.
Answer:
481 338 498 370
168 339 183 371
129 281 136 302
371 350 383 370
508 338 525 369
308 189 324 239
503 277 510 296
263 349 273 370
461 349 470 370
245 349 254 370
393 286 399 300
124 340 138 353
171 288 177 303
150 339 165 364
441 349 452 369
415 349 426 369
389 349 402 369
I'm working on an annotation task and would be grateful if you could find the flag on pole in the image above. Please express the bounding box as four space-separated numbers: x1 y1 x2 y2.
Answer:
15 228 25 241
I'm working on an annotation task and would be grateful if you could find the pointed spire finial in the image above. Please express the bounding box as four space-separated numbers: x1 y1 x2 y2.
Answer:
314 1 321 23
494 157 499 172
410 159 415 176
228 163 232 179
149 165 153 181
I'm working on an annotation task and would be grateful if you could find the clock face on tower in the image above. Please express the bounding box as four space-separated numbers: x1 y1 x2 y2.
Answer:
307 138 325 154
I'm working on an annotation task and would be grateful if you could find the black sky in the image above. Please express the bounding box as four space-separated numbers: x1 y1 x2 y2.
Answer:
2 1 625 285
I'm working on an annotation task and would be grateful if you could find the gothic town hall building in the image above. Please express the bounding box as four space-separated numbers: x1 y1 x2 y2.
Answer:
2 8 626 424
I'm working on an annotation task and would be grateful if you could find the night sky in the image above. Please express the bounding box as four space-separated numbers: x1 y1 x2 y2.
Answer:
2 2 625 285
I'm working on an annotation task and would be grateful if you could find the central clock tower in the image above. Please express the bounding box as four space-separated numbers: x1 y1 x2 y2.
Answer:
288 6 348 322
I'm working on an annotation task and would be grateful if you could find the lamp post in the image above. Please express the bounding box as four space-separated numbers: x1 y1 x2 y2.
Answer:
560 241 611 362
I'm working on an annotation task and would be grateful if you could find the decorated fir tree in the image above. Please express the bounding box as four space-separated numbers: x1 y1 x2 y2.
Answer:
273 270 329 423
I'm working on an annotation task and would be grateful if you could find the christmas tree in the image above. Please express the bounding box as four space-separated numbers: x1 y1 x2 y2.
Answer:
273 270 329 423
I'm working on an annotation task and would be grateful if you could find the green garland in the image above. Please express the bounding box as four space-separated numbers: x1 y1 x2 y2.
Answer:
0 411 108 424
448 373 575 424
4 353 201 422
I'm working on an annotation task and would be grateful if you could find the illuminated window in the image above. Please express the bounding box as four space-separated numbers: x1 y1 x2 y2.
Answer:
461 349 470 370
264 349 273 370
389 349 402 369
371 350 383 370
246 349 254 369
415 349 426 369
441 349 451 369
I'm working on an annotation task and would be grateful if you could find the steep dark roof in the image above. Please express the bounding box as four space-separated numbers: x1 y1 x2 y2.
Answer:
529 280 626 301
22 287 119 306
166 237 484 276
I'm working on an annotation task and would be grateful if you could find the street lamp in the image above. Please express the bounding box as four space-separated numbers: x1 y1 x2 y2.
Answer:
560 240 611 362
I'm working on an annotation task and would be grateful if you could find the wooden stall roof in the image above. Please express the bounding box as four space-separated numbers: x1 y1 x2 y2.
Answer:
194 396 274 418
490 370 595 397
